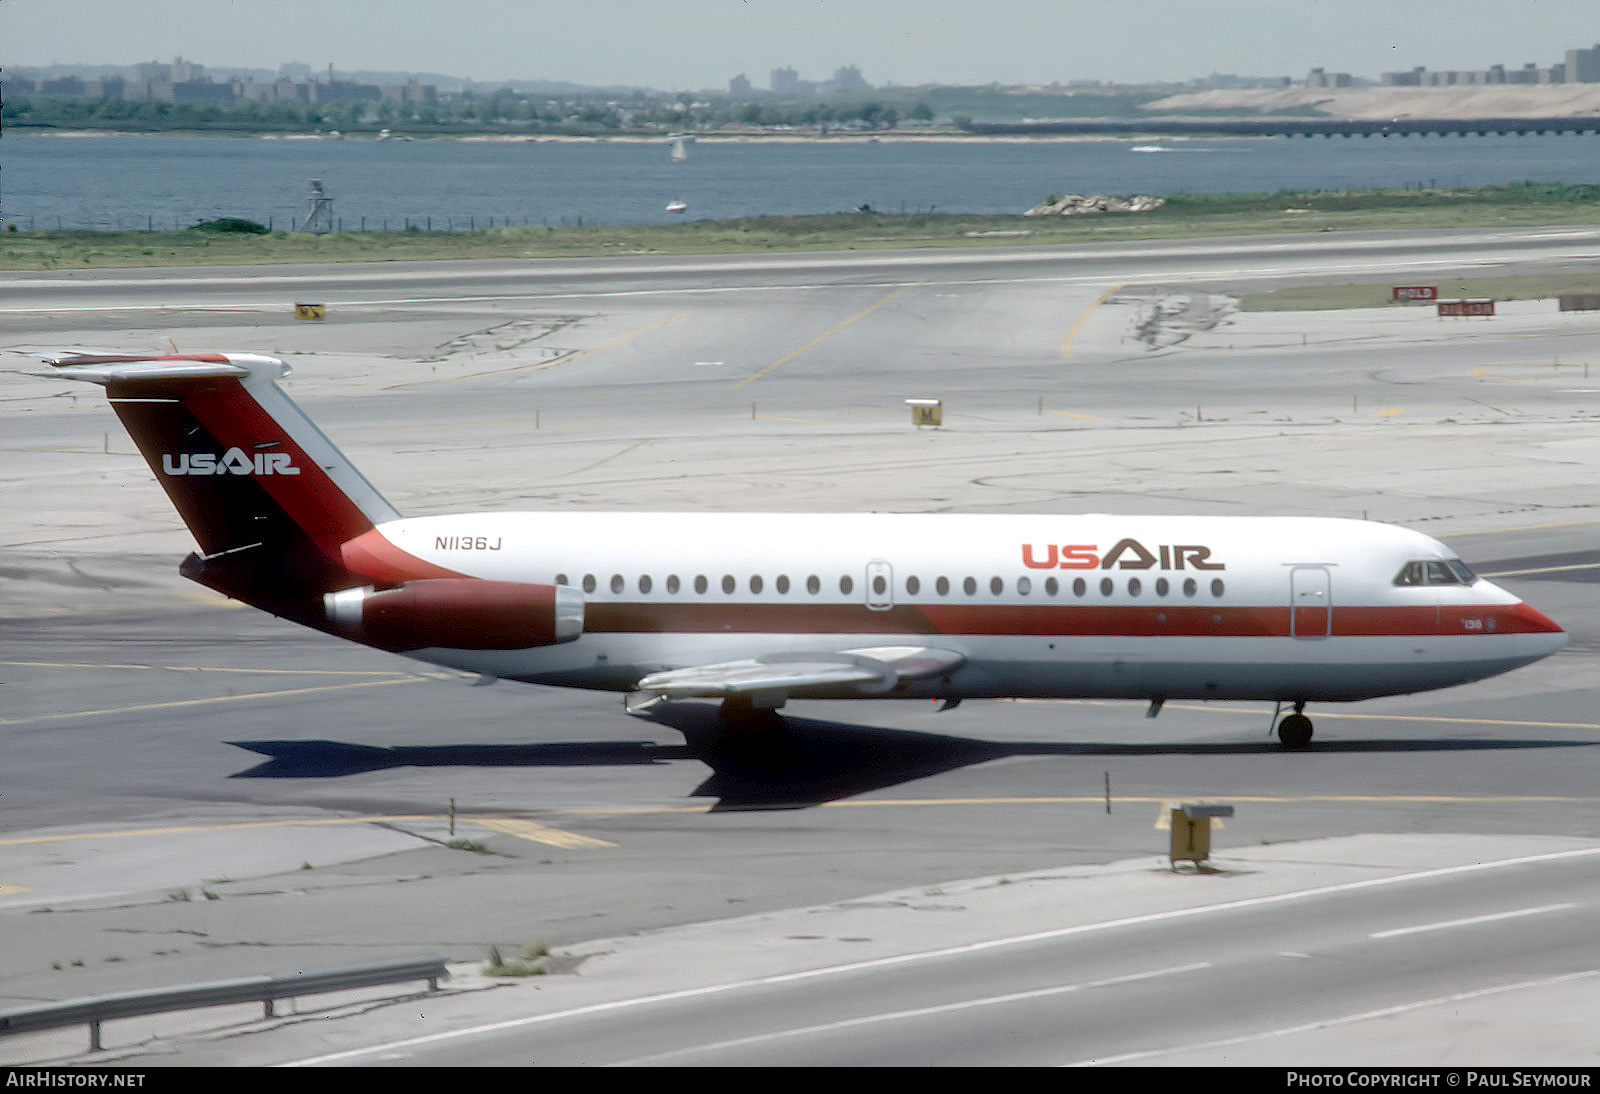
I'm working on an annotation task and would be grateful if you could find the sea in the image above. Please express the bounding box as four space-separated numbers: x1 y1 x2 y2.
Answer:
4 129 1599 232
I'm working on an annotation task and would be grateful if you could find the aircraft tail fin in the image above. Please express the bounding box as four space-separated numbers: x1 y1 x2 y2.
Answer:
40 353 399 623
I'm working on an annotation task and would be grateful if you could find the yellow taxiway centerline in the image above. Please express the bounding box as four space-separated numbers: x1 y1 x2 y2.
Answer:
0 677 421 728
473 817 616 849
734 281 927 389
1060 282 1128 362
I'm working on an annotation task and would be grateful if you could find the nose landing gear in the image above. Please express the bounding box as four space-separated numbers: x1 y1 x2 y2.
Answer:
1274 701 1314 749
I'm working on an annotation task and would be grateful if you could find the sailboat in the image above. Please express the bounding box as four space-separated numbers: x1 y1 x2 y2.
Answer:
666 137 689 212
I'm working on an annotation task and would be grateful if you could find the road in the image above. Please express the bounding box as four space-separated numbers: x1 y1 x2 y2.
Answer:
310 838 1600 1067
2 227 1600 1065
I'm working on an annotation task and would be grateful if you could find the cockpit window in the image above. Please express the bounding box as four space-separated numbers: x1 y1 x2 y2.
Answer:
1393 558 1477 586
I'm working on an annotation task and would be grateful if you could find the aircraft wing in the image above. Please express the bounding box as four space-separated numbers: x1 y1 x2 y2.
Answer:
635 645 965 700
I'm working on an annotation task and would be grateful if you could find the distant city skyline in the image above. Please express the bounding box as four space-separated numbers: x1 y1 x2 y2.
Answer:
7 0 1600 91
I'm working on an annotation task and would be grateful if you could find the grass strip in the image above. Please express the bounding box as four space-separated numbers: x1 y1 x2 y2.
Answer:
3 183 1598 271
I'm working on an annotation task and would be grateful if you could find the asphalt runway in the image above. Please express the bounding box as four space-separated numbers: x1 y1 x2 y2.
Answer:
3 229 1600 1065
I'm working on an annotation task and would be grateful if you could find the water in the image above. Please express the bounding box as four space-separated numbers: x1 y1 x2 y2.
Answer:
3 130 1597 231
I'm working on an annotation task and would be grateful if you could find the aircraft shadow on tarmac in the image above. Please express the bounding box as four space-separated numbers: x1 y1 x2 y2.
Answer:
227 704 1595 811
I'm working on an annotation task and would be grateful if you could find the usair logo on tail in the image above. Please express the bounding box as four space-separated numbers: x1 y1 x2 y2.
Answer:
162 449 300 476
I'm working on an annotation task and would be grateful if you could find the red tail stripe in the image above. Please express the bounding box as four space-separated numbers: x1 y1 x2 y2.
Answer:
183 381 375 556
341 528 468 583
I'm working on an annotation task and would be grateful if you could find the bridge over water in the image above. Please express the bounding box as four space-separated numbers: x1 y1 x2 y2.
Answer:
964 116 1600 139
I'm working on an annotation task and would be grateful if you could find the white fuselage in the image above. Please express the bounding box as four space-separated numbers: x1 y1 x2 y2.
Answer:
359 512 1566 703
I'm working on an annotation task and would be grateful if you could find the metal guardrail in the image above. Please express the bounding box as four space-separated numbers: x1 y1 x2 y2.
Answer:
0 955 450 1053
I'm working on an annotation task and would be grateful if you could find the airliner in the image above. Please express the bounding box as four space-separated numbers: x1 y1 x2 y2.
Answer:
39 351 1567 749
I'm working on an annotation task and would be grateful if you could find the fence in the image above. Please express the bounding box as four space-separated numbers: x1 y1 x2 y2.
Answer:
1 213 598 232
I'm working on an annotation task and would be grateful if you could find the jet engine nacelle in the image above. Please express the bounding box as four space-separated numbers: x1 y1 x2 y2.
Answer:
324 579 584 651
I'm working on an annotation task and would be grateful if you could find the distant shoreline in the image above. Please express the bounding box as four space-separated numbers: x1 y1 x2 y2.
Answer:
10 125 1243 144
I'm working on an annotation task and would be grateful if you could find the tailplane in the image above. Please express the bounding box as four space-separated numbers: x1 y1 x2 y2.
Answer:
41 353 398 626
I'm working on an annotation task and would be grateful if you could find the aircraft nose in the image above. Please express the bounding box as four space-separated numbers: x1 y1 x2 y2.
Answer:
1507 600 1568 652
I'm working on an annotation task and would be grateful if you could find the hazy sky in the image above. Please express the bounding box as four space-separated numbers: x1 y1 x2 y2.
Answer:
8 1 1600 90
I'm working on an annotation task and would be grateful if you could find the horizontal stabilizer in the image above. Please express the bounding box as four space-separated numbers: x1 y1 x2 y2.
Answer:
32 352 286 386
636 645 964 700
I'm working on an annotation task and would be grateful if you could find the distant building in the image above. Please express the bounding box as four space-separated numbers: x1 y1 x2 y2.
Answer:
728 73 752 98
309 79 381 104
148 79 234 105
84 77 127 99
770 66 802 95
1567 43 1600 83
381 80 436 107
759 64 872 97
1379 40 1597 87
1192 73 1291 89
829 65 869 92
39 76 88 98
1305 67 1352 89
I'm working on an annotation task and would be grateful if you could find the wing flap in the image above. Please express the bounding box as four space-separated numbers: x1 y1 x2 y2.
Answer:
636 645 964 700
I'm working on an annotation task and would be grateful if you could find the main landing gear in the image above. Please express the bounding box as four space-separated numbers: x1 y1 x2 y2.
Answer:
1274 701 1314 749
719 694 787 734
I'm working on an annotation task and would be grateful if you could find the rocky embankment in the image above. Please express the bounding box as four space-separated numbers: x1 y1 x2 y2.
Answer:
1023 193 1165 217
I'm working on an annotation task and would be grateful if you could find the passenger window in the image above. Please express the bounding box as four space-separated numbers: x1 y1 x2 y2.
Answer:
1100 577 1114 597
694 575 708 594
936 576 950 596
840 575 854 595
1211 579 1226 597
750 575 763 594
638 575 652 594
582 574 597 593
906 576 921 596
776 575 791 594
1073 577 1087 597
610 574 624 594
963 577 977 596
555 573 569 586
806 575 820 595
1045 577 1059 596
1155 578 1169 596
667 575 680 594
990 576 1003 596
1128 577 1141 596
1017 577 1031 596
721 575 736 594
